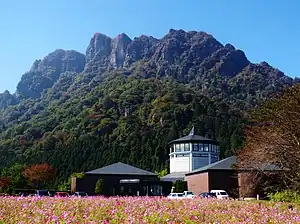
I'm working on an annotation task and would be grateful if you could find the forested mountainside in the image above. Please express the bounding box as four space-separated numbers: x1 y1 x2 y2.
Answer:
0 29 296 185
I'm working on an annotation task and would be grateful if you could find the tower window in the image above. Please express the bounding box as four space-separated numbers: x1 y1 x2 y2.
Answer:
193 143 199 151
204 144 209 152
176 154 189 157
180 144 184 152
184 143 190 151
199 144 203 151
212 145 215 152
175 144 181 152
193 153 208 157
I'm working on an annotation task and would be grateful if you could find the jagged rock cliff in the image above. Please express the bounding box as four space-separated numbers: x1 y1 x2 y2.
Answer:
16 49 85 99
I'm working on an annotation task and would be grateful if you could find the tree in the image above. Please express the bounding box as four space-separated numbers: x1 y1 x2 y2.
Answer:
1 163 27 193
237 84 300 191
155 169 168 178
173 180 187 193
22 163 56 189
71 172 85 179
0 177 10 192
95 178 104 195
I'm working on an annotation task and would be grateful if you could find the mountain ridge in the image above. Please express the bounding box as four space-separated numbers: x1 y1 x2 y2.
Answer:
0 29 294 103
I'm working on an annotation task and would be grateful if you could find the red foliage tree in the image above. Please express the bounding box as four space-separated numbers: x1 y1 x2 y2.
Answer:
22 163 56 187
237 84 300 191
0 177 10 189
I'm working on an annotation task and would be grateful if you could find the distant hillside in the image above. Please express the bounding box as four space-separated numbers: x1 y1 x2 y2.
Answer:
0 29 297 185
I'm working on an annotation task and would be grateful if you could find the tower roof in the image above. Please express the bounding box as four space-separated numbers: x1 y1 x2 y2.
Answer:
169 127 218 144
170 134 217 143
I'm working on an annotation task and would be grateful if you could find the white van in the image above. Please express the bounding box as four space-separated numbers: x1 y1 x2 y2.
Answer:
210 190 229 199
167 193 185 200
183 191 195 199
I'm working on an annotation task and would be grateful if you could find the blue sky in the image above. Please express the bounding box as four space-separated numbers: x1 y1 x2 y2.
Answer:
0 0 299 93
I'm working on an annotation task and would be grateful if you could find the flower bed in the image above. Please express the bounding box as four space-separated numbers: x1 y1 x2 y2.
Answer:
0 196 299 223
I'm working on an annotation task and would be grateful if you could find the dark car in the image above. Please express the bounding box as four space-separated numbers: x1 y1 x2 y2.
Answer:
35 190 51 197
54 192 70 197
73 192 88 197
199 192 216 198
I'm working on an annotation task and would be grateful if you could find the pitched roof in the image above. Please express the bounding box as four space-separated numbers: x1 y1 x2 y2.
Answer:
160 172 187 182
86 162 156 176
186 156 237 175
186 156 282 176
169 134 218 144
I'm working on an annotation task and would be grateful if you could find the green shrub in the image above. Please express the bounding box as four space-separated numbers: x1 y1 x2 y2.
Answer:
268 190 300 203
173 180 187 193
95 178 104 195
71 172 85 179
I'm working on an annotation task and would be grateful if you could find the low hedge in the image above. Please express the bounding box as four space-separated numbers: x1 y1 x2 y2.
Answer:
268 190 300 203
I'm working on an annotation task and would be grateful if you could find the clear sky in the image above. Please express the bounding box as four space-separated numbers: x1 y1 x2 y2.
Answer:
0 0 299 93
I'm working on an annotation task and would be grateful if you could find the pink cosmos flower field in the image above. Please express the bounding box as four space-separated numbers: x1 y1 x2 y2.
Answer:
0 196 299 223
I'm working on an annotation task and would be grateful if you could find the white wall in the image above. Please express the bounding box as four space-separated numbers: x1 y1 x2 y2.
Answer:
170 157 190 173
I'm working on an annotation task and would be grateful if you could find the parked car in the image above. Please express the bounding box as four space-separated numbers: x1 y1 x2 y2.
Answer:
35 190 51 197
54 192 70 197
73 192 88 197
167 193 185 199
198 192 216 198
182 191 195 198
210 190 229 199
0 193 9 197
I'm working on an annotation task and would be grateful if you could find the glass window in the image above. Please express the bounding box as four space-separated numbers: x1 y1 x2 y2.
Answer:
180 144 184 152
199 144 203 151
196 154 208 157
204 144 209 152
193 153 208 157
175 144 181 152
217 146 220 153
176 154 189 157
184 143 190 151
193 143 199 151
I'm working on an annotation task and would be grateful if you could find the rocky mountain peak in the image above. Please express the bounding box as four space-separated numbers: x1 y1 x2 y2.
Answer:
115 33 131 41
16 49 85 99
85 29 287 82
224 44 235 51
85 33 112 71
259 61 271 67
110 33 132 67
0 90 18 109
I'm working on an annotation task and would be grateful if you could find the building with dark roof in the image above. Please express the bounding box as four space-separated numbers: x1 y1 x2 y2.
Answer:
71 162 172 196
161 127 220 182
184 156 282 198
85 162 156 176
185 156 238 196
